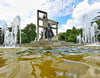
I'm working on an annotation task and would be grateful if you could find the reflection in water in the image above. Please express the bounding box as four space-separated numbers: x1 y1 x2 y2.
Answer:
0 52 6 67
0 57 6 67
38 60 56 78
0 47 100 78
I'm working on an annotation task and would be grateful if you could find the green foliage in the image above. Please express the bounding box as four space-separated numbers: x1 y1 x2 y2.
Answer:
0 28 3 44
21 23 36 43
58 32 66 41
65 27 82 43
8 27 12 32
97 34 100 41
94 19 100 41
17 27 20 44
58 27 82 43
21 32 28 43
95 20 100 30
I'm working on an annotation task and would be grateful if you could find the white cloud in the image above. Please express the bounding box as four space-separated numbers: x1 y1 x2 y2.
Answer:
1 0 100 33
0 0 77 29
59 0 100 32
40 0 77 17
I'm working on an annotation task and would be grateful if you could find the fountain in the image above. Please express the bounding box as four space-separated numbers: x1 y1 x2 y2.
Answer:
77 34 82 44
1 15 21 47
77 14 100 45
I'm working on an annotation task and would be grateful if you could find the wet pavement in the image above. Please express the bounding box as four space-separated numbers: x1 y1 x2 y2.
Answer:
0 46 100 78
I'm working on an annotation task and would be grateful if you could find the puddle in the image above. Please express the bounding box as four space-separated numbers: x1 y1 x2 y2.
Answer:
0 47 100 78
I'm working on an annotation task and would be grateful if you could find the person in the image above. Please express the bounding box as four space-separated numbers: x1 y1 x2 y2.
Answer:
45 23 55 42
39 31 43 40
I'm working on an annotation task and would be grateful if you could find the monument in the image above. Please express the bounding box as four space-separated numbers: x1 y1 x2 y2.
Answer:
37 10 58 41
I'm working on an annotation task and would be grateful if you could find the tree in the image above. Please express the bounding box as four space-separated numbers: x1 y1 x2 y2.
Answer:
65 27 82 43
0 28 3 44
96 20 100 41
95 20 100 30
58 32 66 41
93 12 100 41
58 26 82 43
21 23 36 43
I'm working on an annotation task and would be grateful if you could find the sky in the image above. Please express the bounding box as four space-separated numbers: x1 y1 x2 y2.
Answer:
0 0 100 33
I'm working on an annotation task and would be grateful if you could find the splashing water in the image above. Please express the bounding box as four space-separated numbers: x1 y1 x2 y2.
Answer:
2 16 21 47
77 14 100 45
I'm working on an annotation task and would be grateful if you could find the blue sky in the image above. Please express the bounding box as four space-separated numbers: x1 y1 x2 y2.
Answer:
54 0 100 26
0 0 100 32
54 15 72 26
52 0 83 26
